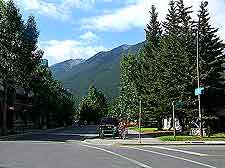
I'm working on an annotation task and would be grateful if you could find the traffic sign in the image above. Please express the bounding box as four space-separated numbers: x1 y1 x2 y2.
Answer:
40 59 48 67
195 87 204 96
175 101 187 108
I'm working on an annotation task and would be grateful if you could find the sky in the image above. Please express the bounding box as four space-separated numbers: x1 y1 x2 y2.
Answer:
13 0 225 66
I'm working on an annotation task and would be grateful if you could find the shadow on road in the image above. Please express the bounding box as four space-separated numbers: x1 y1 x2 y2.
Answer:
0 125 99 142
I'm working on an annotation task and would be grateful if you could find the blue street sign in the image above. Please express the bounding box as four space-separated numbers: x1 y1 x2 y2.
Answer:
40 59 48 67
195 87 204 96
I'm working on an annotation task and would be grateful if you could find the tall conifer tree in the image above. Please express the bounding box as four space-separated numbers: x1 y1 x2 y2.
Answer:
197 1 224 119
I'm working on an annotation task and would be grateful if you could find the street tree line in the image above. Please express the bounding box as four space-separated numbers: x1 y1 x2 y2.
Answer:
79 85 108 123
0 0 76 135
119 0 224 131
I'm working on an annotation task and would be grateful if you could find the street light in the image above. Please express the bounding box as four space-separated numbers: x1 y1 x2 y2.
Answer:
197 23 203 137
172 101 176 138
138 100 142 143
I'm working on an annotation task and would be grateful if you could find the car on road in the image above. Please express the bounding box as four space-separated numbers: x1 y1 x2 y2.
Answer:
98 117 119 139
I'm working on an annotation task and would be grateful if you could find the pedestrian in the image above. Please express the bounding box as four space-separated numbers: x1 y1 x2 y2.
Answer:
122 119 128 140
118 119 124 139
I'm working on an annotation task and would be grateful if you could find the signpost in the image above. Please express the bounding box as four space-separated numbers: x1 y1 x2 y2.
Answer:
172 101 176 138
196 26 203 137
139 100 142 144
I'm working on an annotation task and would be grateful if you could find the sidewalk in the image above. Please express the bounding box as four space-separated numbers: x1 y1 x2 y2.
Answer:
83 130 225 146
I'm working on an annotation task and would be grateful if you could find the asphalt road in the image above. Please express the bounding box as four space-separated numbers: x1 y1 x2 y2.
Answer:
0 126 225 168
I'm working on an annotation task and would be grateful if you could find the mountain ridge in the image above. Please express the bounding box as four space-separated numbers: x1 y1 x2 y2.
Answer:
50 58 85 77
50 41 145 99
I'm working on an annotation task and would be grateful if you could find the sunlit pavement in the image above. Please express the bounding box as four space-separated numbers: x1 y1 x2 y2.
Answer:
0 126 225 168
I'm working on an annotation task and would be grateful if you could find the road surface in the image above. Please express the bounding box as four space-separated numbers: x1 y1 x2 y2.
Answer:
0 126 225 168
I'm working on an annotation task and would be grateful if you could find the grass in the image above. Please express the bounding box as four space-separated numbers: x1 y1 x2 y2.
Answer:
129 126 158 133
158 133 225 141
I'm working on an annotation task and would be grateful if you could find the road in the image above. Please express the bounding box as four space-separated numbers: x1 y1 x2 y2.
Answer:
0 126 225 168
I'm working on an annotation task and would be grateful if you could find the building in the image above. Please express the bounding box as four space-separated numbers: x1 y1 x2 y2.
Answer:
0 83 33 135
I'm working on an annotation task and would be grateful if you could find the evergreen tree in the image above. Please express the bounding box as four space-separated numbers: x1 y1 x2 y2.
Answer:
159 0 196 129
141 5 163 126
163 0 179 36
196 1 224 121
145 5 162 48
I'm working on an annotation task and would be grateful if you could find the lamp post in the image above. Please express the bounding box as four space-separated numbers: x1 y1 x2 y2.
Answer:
138 100 142 143
197 25 202 137
172 101 176 138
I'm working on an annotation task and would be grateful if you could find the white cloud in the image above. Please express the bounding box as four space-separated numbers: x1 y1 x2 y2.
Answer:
80 31 98 41
82 0 225 40
40 40 107 65
15 0 96 20
81 0 149 32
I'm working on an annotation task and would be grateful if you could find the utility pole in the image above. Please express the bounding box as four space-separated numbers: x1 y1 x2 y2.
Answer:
172 101 176 138
197 26 202 137
139 100 142 143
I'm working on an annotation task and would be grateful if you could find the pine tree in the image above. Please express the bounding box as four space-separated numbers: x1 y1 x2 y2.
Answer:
139 5 164 127
159 0 197 129
163 0 179 36
145 5 162 48
177 0 193 42
196 1 224 119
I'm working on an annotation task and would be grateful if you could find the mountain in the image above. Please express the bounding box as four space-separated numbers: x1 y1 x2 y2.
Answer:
51 41 145 99
50 59 85 77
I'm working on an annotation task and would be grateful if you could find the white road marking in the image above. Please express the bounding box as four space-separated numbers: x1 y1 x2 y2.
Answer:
80 140 112 146
81 144 152 168
149 146 208 156
125 146 216 168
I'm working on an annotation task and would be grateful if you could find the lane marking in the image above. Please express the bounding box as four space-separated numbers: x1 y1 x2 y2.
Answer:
80 140 112 146
81 144 152 168
149 146 208 156
125 146 216 168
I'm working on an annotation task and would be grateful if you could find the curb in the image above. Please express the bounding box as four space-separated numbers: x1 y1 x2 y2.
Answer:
116 141 225 146
81 139 225 146
0 126 67 140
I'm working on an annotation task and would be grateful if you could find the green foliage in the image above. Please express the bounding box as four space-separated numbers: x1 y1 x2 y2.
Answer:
107 97 121 118
129 127 158 133
30 66 77 128
0 1 78 133
158 135 225 141
120 0 224 131
196 1 224 119
79 84 108 122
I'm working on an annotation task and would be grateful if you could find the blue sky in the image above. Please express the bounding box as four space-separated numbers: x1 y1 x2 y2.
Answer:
14 0 225 65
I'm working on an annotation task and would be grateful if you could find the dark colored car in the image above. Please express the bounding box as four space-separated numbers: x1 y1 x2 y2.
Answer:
98 117 119 138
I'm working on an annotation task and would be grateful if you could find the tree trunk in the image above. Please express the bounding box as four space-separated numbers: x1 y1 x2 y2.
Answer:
157 117 163 130
2 84 8 135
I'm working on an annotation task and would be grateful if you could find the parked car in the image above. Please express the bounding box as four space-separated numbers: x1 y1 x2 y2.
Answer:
98 117 119 139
